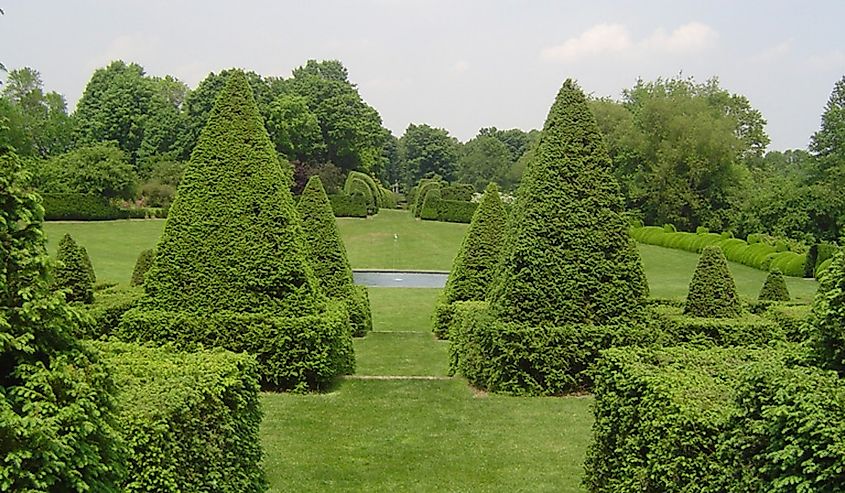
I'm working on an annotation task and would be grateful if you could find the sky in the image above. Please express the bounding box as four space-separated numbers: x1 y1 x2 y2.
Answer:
2 0 843 150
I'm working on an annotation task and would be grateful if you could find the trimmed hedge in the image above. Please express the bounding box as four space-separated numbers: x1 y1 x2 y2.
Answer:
97 341 267 492
42 193 128 221
448 302 659 395
419 195 478 223
631 226 808 277
129 248 155 287
54 233 95 304
761 303 810 342
651 305 783 347
807 248 845 374
348 285 373 337
419 188 442 220
343 171 389 213
328 194 368 218
412 180 442 217
685 246 742 318
440 183 474 201
758 268 790 302
585 345 845 492
117 302 354 391
79 287 144 339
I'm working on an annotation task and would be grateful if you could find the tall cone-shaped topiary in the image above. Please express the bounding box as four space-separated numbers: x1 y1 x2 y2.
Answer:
808 249 845 374
758 269 790 302
122 71 353 390
140 70 322 316
1 151 125 490
434 183 507 338
81 246 96 285
488 79 648 326
129 248 155 287
685 246 742 318
54 233 94 303
298 175 372 336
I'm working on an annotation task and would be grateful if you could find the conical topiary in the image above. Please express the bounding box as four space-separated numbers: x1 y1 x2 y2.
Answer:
129 248 155 287
140 70 322 316
81 246 96 285
434 183 507 338
488 79 648 326
758 269 790 302
1 150 125 490
685 246 742 318
54 233 94 304
298 175 372 336
808 248 845 373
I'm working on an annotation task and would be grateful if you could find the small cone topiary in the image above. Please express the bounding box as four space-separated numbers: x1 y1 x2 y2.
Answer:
758 269 790 302
808 248 845 374
488 79 648 326
54 233 94 304
298 175 371 336
434 182 507 338
685 246 742 318
129 248 155 287
81 246 96 285
1 150 125 490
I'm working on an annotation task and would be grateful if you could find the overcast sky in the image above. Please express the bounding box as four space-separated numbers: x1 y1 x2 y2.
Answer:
2 0 843 150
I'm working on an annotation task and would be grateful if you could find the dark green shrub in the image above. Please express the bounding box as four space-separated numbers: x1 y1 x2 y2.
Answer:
684 246 742 318
298 176 371 337
328 194 368 217
817 257 834 278
809 242 839 278
129 248 155 287
434 183 507 338
419 196 478 224
804 243 819 278
419 188 442 220
54 233 95 304
97 341 267 493
343 171 382 213
761 304 810 342
651 305 783 347
807 249 845 374
41 193 129 220
121 71 353 391
758 268 790 302
79 287 144 339
81 245 96 284
348 285 372 337
440 183 474 201
1 151 125 491
488 79 648 327
412 180 442 217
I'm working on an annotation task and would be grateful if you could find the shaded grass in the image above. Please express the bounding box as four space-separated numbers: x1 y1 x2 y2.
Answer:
261 380 593 493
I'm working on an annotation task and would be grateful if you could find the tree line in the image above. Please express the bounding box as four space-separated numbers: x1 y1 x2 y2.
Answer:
0 59 842 243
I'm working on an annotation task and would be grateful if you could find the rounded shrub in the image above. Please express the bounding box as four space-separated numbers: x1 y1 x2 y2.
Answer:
54 233 95 304
684 246 742 318
757 269 790 302
129 248 155 287
808 248 845 374
488 79 648 326
1 150 125 490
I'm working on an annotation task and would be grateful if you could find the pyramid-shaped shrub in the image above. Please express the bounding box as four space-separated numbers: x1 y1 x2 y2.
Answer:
81 246 96 284
685 246 742 318
433 182 506 338
808 248 845 374
54 233 94 303
1 151 125 490
129 248 155 287
298 175 371 336
488 80 648 326
758 269 790 302
119 71 353 390
450 80 653 395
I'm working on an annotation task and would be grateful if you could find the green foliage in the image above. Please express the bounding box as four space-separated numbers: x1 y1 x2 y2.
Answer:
807 249 845 374
420 198 478 223
449 302 660 395
418 188 442 220
32 142 138 199
79 287 144 339
412 179 442 217
97 341 267 492
651 305 782 347
41 193 129 221
129 248 155 287
328 194 367 217
761 303 811 343
434 183 507 338
400 124 460 186
265 93 325 162
758 269 791 302
54 233 94 303
685 246 742 318
343 170 388 212
440 183 474 201
125 71 353 390
456 135 513 191
489 79 648 326
817 257 834 278
348 285 373 337
0 150 125 491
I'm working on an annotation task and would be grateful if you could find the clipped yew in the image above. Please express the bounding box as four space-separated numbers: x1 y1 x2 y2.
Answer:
685 246 742 318
54 233 95 303
1 151 125 490
758 269 790 302
434 182 507 338
489 79 648 326
808 249 845 374
129 248 155 287
120 71 353 390
81 246 96 284
298 175 371 336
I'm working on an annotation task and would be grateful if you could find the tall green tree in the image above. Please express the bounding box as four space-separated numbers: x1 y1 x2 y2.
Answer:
457 135 513 191
31 142 137 199
1 67 74 157
399 123 460 186
265 93 325 162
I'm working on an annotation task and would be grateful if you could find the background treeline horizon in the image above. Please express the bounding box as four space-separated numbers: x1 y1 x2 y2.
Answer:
1 59 843 244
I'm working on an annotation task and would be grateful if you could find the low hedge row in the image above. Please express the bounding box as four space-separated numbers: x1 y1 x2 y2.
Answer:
97 341 267 492
328 194 368 218
651 305 783 347
420 196 478 224
584 345 845 492
42 193 166 221
78 287 145 339
116 301 355 391
631 226 807 277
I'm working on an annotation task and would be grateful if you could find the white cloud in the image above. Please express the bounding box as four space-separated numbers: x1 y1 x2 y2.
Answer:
752 40 793 64
541 21 718 63
453 60 470 73
808 50 845 71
